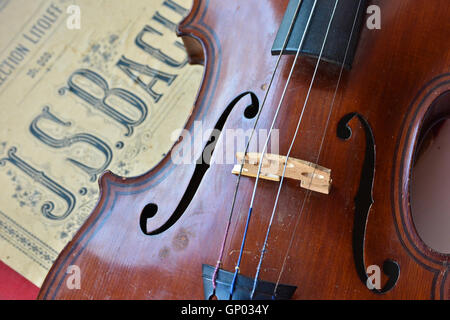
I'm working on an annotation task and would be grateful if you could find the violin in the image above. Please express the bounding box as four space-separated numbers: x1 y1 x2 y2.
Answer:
38 0 449 300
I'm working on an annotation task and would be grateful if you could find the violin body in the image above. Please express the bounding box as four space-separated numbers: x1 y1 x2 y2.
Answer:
39 0 450 300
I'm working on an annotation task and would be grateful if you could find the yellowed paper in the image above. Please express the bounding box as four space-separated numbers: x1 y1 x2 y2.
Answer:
0 0 202 287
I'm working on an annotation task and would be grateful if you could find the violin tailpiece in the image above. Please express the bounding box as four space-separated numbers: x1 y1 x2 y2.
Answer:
202 264 297 300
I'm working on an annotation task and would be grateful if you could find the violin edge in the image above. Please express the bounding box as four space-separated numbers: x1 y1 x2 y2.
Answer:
177 0 205 65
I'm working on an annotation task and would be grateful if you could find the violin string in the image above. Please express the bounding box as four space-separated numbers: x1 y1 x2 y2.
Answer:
249 0 342 299
209 0 305 296
228 0 319 299
272 0 364 298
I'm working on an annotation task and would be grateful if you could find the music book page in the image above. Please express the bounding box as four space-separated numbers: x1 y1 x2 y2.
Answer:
0 0 202 287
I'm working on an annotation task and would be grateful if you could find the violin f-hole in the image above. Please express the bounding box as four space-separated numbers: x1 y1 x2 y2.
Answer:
337 112 400 294
140 203 158 234
139 92 259 236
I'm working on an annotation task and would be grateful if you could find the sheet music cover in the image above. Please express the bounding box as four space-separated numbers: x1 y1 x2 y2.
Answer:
0 0 202 287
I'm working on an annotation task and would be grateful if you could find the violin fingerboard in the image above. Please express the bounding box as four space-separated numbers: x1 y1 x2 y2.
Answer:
272 0 368 69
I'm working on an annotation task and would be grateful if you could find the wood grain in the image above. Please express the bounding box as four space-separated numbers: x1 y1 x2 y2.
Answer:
39 0 450 299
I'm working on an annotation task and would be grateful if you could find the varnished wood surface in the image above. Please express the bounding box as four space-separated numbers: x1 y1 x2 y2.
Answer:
39 0 449 299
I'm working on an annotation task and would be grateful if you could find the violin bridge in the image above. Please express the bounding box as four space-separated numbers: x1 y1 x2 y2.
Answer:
232 152 332 194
